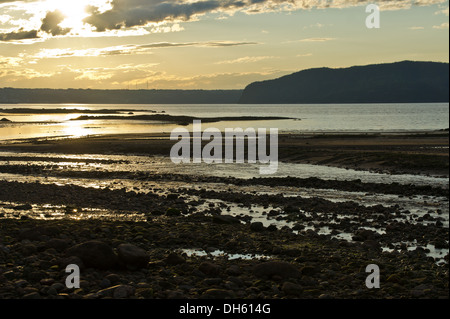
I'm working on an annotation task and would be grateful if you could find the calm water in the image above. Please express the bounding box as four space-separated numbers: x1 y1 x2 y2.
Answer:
0 103 448 141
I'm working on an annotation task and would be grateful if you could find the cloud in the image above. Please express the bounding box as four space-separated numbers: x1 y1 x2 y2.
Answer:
0 9 72 42
129 69 292 89
0 60 56 80
2 0 449 42
81 0 449 32
0 28 38 41
32 46 136 59
205 41 258 46
303 22 331 29
83 0 250 31
71 63 160 82
215 55 274 64
435 5 449 16
298 37 335 42
296 53 313 57
22 60 290 89
0 55 22 66
0 0 36 3
40 10 71 36
1 0 448 50
31 41 259 59
0 0 40 7
433 22 449 29
284 37 335 43
0 14 11 23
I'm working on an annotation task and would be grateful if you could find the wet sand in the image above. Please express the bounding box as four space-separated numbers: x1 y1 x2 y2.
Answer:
1 131 448 176
0 131 448 299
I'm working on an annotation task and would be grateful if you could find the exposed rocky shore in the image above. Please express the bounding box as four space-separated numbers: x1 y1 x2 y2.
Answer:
0 176 448 299
1 215 448 299
0 132 448 299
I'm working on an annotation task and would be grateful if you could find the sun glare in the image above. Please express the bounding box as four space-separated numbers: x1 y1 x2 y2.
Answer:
42 0 112 33
62 120 93 138
44 0 89 25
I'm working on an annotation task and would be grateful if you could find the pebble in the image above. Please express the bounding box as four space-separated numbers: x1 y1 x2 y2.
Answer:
66 240 118 270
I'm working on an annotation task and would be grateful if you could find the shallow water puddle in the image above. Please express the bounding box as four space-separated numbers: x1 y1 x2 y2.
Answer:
0 201 146 222
1 151 448 187
1 169 447 227
180 248 271 260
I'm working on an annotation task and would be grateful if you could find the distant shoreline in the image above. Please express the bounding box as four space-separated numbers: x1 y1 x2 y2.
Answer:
0 88 243 104
1 87 449 105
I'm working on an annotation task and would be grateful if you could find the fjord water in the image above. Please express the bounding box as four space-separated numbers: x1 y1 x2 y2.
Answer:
0 103 449 141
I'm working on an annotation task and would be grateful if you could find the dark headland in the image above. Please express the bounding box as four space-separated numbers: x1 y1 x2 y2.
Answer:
239 61 449 104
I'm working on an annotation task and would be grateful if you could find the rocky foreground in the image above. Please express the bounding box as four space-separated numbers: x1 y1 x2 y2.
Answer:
0 208 448 299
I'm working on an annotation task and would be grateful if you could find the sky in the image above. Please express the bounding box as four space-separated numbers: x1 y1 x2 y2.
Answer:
0 0 448 90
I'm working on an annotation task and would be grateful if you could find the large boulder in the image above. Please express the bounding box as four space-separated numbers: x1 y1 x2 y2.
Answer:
212 215 241 224
164 252 186 265
352 229 380 241
250 222 265 232
66 241 118 270
117 243 149 269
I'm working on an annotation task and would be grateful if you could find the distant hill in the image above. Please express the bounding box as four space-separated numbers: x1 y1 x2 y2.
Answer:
239 61 449 104
0 88 243 104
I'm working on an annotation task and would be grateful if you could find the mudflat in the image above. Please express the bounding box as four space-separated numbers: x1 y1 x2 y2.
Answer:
1 131 448 176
